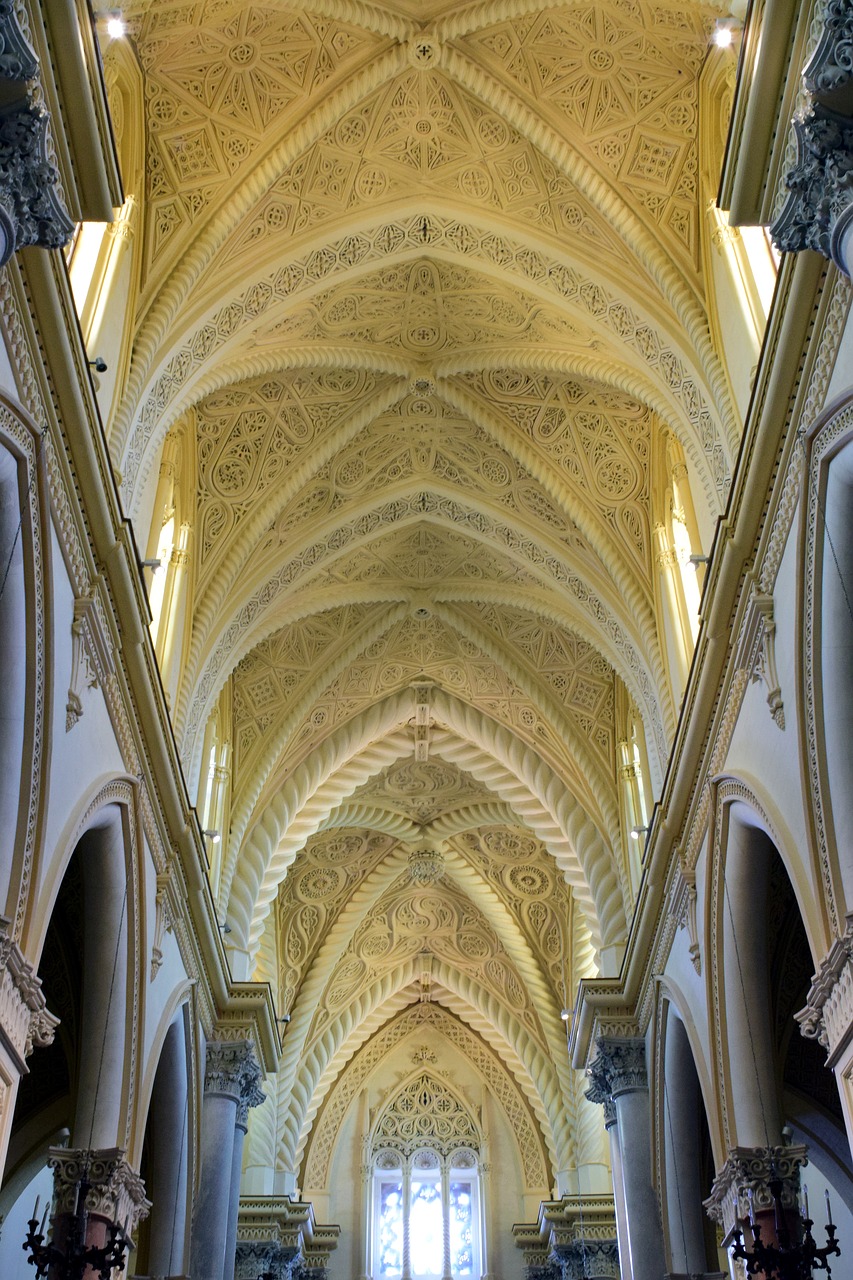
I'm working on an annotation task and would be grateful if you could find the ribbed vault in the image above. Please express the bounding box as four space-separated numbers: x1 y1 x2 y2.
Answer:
111 0 740 1200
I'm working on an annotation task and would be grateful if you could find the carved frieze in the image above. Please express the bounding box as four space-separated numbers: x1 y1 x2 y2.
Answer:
0 915 58 1071
48 1147 150 1234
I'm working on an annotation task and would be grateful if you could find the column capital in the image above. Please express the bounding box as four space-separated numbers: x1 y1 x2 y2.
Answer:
703 1143 808 1236
551 1239 620 1280
204 1038 266 1118
0 916 59 1072
235 1239 294 1279
795 913 853 1062
583 1059 616 1128
588 1036 648 1098
48 1146 150 1234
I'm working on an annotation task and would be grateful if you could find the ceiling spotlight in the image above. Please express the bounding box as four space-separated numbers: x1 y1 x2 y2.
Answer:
560 1009 572 1022
712 23 734 48
106 15 126 38
630 825 649 841
203 828 221 844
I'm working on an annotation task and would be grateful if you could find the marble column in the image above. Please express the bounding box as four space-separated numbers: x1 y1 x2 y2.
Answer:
225 1082 263 1280
584 1061 627 1276
189 1040 265 1280
588 1037 666 1280
663 1016 711 1276
48 1145 150 1276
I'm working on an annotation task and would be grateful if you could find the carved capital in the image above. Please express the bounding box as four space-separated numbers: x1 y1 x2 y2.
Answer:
795 914 853 1059
583 1058 616 1127
552 1239 620 1280
0 916 59 1070
66 587 115 731
235 1240 295 1280
48 1147 150 1235
703 1144 807 1236
805 0 853 102
204 1039 266 1118
0 101 73 265
771 105 853 270
589 1036 648 1098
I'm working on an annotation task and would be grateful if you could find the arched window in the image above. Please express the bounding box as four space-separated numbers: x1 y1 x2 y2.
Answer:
368 1073 483 1280
372 1149 481 1280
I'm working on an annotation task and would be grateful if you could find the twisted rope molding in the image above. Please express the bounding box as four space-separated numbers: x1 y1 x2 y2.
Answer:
180 488 668 789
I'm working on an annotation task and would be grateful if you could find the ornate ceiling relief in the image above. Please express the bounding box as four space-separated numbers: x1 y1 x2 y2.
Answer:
109 0 739 1214
134 2 385 280
460 2 710 267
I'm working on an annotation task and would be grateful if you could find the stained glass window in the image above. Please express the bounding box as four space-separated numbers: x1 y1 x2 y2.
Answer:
410 1178 442 1276
450 1181 474 1275
378 1180 404 1278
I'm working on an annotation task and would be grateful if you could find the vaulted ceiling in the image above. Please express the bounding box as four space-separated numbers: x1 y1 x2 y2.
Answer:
109 0 738 1189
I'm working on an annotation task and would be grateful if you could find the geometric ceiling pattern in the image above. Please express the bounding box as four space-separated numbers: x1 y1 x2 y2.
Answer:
113 0 737 1190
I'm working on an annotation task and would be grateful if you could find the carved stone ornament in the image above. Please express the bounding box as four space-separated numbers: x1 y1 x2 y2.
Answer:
583 1057 616 1128
235 1240 295 1280
48 1146 151 1235
0 102 74 266
66 588 116 731
704 1144 808 1238
804 0 853 102
795 913 853 1060
587 1036 648 1099
204 1039 266 1121
771 0 853 271
0 915 58 1071
670 864 701 973
150 870 174 981
735 588 785 729
551 1239 620 1280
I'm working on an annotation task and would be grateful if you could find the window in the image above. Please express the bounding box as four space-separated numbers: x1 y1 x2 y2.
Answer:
371 1149 481 1280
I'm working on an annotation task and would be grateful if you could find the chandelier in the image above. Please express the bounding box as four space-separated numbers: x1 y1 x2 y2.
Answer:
408 844 444 885
730 1174 840 1279
23 1163 130 1280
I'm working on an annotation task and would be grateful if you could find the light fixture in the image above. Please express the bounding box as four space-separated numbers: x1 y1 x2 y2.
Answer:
688 553 710 567
712 23 734 48
24 1157 131 1278
730 1176 840 1277
630 825 649 841
140 557 161 571
106 15 126 39
203 828 221 844
86 356 107 373
560 1009 572 1022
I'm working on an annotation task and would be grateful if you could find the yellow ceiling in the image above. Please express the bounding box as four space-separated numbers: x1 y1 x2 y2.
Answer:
109 0 737 1188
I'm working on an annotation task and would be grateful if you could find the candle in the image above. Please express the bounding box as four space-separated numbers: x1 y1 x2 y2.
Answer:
748 1187 756 1224
802 1184 809 1221
39 1202 49 1236
825 1189 833 1226
32 1195 40 1223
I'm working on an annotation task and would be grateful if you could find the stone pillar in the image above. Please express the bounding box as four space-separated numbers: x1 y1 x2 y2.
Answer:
145 1018 190 1277
189 1041 265 1280
48 1146 150 1276
663 1016 711 1276
585 1061 627 1275
0 917 59 1178
401 1159 412 1280
587 1037 666 1280
440 1159 452 1280
225 1082 263 1280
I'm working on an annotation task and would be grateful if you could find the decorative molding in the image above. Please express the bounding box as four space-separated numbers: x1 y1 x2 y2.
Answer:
704 1144 808 1238
66 585 116 731
669 864 701 973
150 870 174 982
48 1147 150 1235
0 915 58 1071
